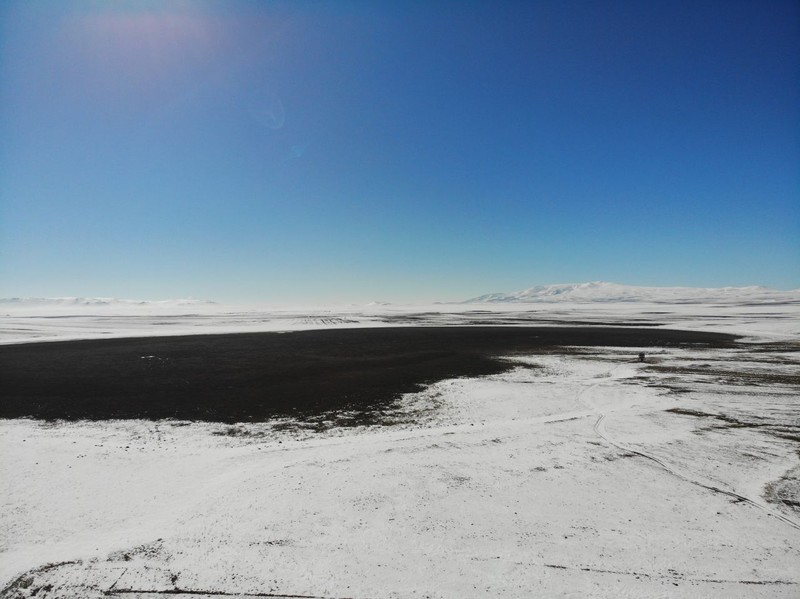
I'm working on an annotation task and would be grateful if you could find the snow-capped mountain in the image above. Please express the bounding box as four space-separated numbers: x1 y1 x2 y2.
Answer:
466 282 800 304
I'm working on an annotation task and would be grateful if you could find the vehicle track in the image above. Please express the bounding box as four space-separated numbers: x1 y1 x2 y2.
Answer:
579 364 800 532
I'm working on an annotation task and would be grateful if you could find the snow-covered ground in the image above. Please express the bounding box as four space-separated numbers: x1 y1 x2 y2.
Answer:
1 293 799 597
2 290 799 345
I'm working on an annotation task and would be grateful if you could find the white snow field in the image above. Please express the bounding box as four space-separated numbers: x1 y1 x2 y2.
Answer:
1 285 799 598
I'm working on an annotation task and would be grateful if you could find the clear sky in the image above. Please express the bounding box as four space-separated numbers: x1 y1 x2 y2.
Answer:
1 0 798 304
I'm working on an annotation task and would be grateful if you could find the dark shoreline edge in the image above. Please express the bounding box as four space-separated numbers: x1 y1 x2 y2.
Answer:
0 326 737 423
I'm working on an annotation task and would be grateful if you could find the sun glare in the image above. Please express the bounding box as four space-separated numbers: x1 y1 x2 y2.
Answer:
58 3 233 105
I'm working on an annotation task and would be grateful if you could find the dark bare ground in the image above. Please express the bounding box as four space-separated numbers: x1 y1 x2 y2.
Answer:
649 365 800 386
0 326 736 423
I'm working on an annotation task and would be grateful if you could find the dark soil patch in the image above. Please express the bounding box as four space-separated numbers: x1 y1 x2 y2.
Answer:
0 326 736 423
648 364 800 386
667 407 718 419
666 408 800 443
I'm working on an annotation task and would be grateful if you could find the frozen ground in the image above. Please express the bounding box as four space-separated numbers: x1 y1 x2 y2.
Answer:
1 297 799 345
1 301 799 597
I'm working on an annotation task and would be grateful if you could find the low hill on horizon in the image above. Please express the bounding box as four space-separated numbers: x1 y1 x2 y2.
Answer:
466 282 800 304
0 297 217 308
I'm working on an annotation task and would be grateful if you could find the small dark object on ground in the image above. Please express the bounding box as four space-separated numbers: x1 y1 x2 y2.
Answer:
639 352 646 362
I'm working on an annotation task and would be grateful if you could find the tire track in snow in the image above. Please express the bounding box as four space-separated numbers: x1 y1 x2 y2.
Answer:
107 590 370 599
538 562 797 586
578 363 800 532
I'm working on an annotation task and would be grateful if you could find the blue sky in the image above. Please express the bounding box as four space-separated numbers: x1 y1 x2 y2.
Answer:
1 0 798 303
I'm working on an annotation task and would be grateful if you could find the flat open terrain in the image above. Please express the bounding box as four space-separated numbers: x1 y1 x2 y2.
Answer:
1 308 798 598
0 326 734 423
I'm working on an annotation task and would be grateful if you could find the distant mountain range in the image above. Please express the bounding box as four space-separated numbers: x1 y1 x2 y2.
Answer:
465 282 800 304
0 297 216 307
3 284 799 308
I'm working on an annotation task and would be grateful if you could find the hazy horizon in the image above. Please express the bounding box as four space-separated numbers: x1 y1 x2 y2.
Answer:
2 280 799 310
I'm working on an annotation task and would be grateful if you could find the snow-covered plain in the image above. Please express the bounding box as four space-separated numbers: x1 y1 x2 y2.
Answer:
2 285 800 345
1 287 799 597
